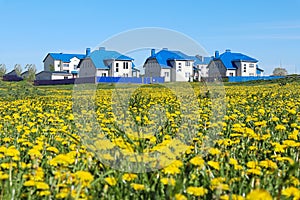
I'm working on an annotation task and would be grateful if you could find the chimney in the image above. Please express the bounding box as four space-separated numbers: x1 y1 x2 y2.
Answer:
151 49 155 57
196 55 203 62
215 51 220 58
86 48 91 57
99 47 106 51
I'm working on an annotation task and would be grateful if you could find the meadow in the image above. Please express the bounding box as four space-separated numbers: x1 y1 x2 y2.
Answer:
0 79 299 200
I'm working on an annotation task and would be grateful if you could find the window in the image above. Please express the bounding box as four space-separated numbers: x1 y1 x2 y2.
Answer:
164 72 169 77
64 76 68 80
123 62 125 69
249 73 254 76
102 73 106 77
116 63 119 72
63 63 69 67
185 72 190 78
244 64 247 67
178 63 182 72
249 64 254 68
186 61 190 66
244 67 246 73
229 73 234 76
126 62 129 69
74 65 78 69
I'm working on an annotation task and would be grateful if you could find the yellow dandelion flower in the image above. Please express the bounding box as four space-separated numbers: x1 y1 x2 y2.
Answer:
162 165 181 175
186 186 208 197
130 183 145 191
0 172 9 180
38 190 51 196
229 158 238 165
175 194 187 200
35 182 49 190
246 189 272 200
207 161 220 170
122 173 138 182
104 177 117 186
46 146 59 154
275 124 286 131
24 180 35 187
282 186 300 199
247 168 261 176
160 177 176 186
189 156 205 167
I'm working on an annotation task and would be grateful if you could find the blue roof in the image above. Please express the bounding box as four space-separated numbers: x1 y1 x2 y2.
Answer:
192 56 212 65
90 49 134 69
148 49 194 69
256 65 264 72
45 53 86 63
71 70 79 74
215 50 258 70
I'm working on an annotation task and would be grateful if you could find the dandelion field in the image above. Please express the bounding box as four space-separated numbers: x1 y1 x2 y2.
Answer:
0 80 300 199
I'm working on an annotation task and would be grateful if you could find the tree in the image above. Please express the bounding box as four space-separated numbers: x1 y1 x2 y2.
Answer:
0 64 6 78
14 64 22 76
49 64 55 72
273 68 288 76
25 64 37 82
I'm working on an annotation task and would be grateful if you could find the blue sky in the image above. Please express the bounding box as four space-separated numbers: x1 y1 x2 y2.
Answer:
0 0 300 75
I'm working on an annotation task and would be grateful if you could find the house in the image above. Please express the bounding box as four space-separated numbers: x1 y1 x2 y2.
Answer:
207 49 263 77
43 48 89 77
21 71 29 79
78 47 138 78
132 63 140 77
192 55 212 80
143 48 194 82
3 69 23 81
256 65 264 76
35 71 73 81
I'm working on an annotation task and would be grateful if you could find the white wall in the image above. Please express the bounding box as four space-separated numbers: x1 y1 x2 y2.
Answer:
51 74 73 80
198 64 209 77
54 60 62 71
174 60 193 82
241 62 257 76
69 57 81 72
96 69 109 77
226 69 236 76
44 55 81 73
132 70 140 77
111 60 132 77
161 68 171 82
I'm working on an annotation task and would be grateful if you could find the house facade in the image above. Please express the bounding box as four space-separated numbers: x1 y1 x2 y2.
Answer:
35 71 73 80
3 69 23 81
78 47 138 78
208 50 263 77
43 48 89 77
192 55 212 80
143 48 194 82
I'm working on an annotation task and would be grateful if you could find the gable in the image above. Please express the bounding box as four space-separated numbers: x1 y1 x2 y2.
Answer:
89 49 133 70
216 51 258 70
149 49 194 69
43 53 86 63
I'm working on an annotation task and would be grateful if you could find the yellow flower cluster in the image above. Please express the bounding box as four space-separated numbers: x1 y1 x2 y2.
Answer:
0 81 299 199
